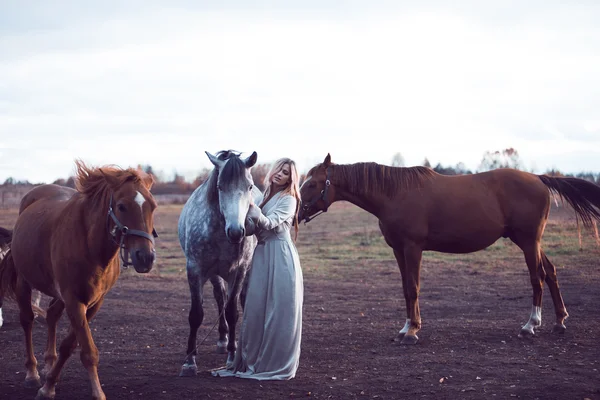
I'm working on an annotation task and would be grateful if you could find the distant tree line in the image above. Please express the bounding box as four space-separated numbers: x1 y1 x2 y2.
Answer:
2 148 599 193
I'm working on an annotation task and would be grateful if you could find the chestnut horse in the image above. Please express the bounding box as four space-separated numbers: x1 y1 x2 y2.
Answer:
299 154 600 345
0 161 158 400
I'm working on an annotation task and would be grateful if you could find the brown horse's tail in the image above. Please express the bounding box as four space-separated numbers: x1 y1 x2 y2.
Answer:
0 227 47 319
0 243 47 319
0 226 12 249
538 175 600 228
0 247 17 301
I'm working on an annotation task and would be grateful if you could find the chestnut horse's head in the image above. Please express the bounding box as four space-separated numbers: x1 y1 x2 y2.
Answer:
298 153 335 223
76 160 158 273
206 150 258 243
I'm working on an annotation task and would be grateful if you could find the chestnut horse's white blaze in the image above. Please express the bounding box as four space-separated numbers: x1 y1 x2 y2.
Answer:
135 191 145 210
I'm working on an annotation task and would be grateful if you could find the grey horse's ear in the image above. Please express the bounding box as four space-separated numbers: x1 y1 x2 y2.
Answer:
206 151 225 169
244 151 258 168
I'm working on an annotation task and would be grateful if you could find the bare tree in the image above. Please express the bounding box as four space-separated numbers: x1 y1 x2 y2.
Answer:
391 152 405 167
478 148 522 172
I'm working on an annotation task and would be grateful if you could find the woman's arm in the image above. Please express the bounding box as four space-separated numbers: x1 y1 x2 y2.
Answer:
248 195 296 231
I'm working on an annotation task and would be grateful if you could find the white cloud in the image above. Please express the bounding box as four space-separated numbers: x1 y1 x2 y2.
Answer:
1 2 599 183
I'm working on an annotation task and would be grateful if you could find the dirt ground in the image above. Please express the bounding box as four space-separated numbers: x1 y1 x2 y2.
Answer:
1 202 599 400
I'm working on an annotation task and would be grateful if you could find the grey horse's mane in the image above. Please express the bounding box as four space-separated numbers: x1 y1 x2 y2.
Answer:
205 150 247 204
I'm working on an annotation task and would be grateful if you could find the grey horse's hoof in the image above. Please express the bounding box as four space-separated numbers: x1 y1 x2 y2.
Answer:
24 377 42 389
227 352 236 365
179 364 198 377
216 340 228 354
552 323 566 334
400 334 419 345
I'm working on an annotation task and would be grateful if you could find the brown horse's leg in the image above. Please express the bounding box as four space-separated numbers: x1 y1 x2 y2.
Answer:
400 244 423 345
41 298 65 378
515 240 545 337
37 328 77 400
38 299 106 400
392 249 412 341
540 250 569 333
15 276 41 388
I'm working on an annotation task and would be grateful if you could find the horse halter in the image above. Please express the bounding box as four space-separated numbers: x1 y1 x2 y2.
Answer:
107 194 158 269
301 167 331 224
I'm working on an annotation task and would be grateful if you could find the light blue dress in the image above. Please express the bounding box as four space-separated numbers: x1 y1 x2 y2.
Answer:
212 191 303 380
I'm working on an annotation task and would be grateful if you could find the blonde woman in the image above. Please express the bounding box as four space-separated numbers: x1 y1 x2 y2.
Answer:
213 158 303 380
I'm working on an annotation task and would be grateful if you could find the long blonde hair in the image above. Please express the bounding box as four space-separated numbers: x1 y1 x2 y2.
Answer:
260 158 301 240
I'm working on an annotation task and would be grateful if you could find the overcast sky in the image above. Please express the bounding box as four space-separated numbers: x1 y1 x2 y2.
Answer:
1 0 599 183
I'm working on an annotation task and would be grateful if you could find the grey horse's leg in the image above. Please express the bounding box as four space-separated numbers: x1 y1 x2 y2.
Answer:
224 268 247 364
180 265 205 377
211 275 229 354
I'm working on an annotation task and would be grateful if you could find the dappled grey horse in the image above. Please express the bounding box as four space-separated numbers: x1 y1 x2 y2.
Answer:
178 150 262 376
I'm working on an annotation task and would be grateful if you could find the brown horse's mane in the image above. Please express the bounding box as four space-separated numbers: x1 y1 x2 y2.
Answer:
310 162 437 198
74 160 154 205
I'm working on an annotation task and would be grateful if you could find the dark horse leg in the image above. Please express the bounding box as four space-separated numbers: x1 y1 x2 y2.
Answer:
398 243 423 345
16 275 42 388
392 249 412 342
37 299 105 400
211 275 229 354
40 298 65 378
180 265 205 377
541 250 569 333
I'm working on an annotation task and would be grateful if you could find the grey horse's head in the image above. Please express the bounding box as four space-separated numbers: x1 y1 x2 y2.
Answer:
206 150 258 243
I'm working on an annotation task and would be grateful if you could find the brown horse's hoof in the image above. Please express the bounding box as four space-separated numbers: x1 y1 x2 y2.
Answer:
179 364 198 377
400 334 419 345
552 323 566 334
35 387 54 400
24 377 42 389
393 332 406 342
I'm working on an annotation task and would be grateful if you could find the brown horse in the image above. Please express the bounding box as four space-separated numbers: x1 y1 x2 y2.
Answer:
0 161 158 400
298 154 600 345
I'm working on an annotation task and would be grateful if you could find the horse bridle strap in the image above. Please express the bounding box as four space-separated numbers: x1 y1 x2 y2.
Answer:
302 167 331 224
107 194 158 268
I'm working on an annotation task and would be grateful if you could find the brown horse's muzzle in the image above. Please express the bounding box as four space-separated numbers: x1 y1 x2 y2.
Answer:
130 247 156 273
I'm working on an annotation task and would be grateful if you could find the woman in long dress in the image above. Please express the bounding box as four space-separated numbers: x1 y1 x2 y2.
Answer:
212 157 303 380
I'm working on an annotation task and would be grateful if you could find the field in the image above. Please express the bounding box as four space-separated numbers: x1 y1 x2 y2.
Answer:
1 201 599 400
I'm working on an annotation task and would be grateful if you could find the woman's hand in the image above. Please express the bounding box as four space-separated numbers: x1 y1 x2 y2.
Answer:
247 203 262 220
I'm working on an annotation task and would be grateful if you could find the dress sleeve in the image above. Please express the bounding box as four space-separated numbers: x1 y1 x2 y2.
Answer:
256 195 297 230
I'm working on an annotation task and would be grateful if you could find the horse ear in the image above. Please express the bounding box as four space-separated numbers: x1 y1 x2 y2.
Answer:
99 168 120 188
206 151 225 169
244 151 258 168
142 172 155 191
323 153 332 166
